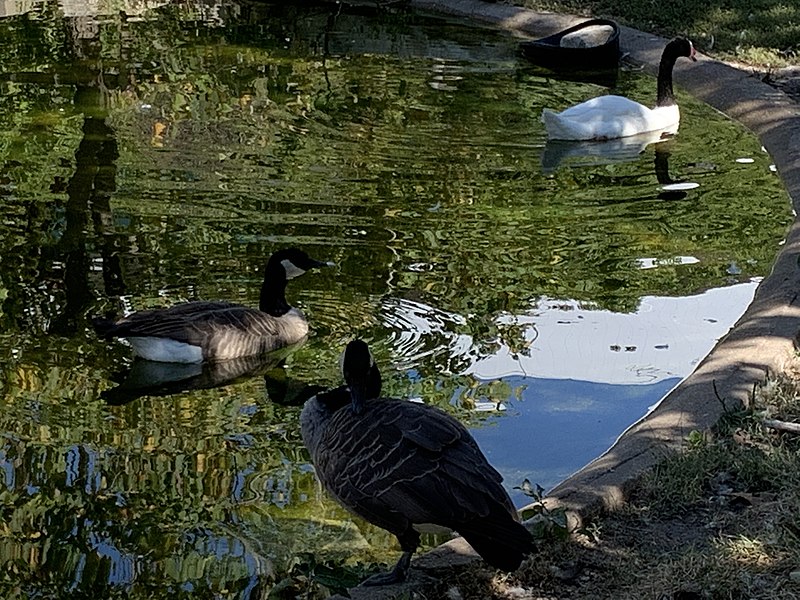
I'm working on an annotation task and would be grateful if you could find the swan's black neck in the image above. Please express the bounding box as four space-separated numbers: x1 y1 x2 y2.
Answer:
259 261 291 316
655 48 680 108
654 148 673 184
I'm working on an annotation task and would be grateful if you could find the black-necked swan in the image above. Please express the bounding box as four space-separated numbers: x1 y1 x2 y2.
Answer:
541 38 697 141
94 248 334 363
300 339 534 586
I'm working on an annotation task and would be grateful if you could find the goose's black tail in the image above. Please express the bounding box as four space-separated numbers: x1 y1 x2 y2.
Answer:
458 506 535 572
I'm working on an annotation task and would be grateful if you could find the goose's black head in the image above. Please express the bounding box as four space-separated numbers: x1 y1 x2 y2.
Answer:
665 37 696 62
260 248 334 315
341 339 382 415
267 247 335 281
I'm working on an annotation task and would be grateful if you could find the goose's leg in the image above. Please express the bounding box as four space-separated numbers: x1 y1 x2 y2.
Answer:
360 528 419 586
361 551 412 586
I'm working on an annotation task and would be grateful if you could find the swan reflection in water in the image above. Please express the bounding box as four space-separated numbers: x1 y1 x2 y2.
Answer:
101 342 321 406
541 123 678 173
542 126 705 202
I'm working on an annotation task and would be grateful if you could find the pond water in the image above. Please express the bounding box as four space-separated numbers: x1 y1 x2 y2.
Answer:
0 0 793 597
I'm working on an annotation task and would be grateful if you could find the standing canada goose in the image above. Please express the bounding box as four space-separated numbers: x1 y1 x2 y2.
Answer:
541 38 697 140
94 248 333 363
300 339 534 586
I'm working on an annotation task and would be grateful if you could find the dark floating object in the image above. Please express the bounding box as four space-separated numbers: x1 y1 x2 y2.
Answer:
520 18 621 72
301 340 534 586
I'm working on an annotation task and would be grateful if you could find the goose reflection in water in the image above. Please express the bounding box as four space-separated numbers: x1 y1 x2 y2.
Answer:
101 342 320 406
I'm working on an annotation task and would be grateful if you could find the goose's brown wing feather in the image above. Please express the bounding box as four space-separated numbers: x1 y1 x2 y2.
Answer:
104 303 286 346
315 400 513 530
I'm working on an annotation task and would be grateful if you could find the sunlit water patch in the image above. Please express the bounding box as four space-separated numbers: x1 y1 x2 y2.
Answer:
0 0 793 597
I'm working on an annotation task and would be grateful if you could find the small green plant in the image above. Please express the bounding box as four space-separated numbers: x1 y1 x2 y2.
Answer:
516 480 600 543
516 479 571 541
685 428 707 449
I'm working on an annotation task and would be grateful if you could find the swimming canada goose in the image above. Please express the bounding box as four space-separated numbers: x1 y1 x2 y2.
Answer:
541 38 697 141
300 339 534 586
95 248 333 363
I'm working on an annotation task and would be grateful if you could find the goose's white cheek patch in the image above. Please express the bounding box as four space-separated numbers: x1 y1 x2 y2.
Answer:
281 259 306 280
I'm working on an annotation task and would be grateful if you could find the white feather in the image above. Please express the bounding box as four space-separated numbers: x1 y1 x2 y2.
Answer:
540 38 696 141
127 337 203 363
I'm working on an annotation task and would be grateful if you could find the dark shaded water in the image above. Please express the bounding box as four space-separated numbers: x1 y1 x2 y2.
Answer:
0 0 792 596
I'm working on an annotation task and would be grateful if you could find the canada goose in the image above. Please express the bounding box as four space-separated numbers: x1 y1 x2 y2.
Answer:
300 339 534 586
94 248 333 363
541 38 697 140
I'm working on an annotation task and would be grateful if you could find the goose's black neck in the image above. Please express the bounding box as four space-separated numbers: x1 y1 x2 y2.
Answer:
259 261 291 316
342 340 383 414
316 361 382 414
360 361 382 399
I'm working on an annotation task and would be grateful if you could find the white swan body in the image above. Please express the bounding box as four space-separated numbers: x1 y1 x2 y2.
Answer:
542 97 679 141
541 38 696 141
